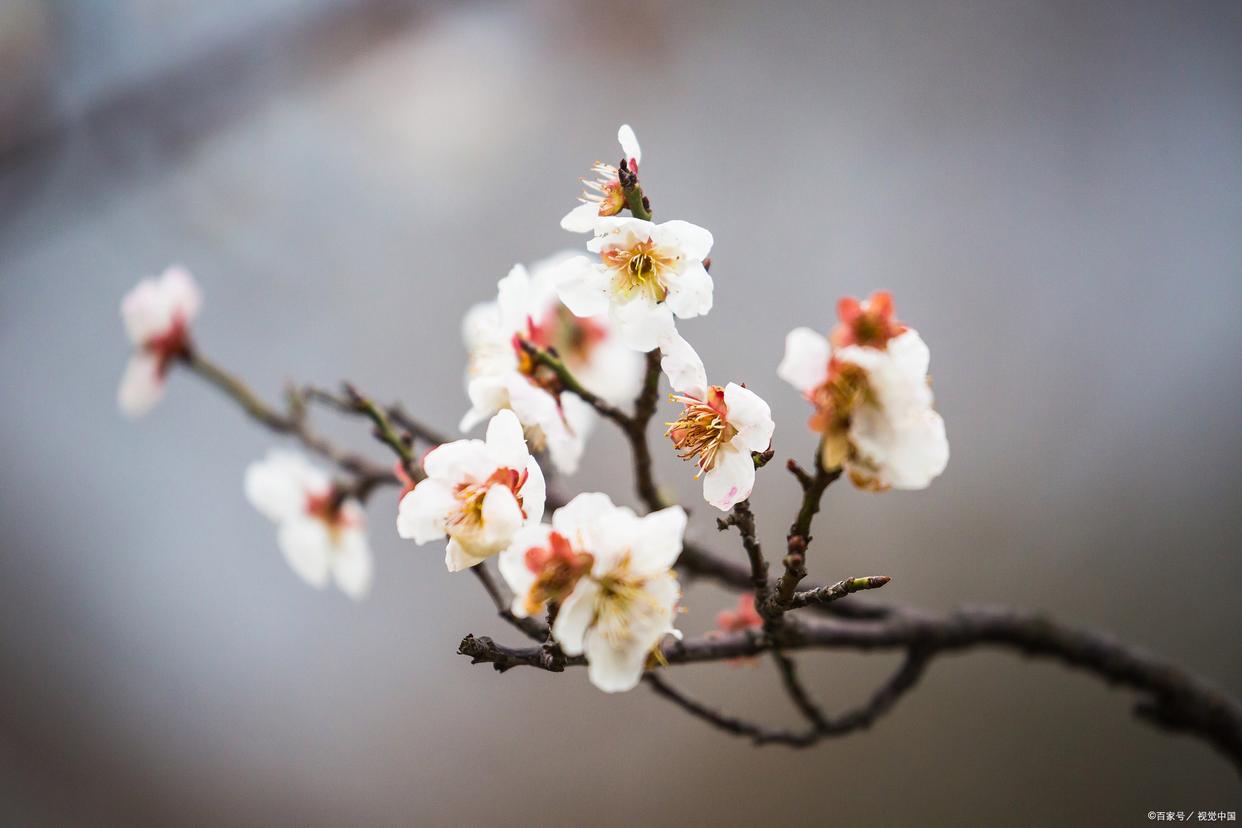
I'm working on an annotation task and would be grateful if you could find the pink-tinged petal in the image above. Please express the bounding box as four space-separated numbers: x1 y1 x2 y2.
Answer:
617 124 641 164
658 331 707 398
332 528 373 600
723 383 775 453
551 577 600 656
631 506 687 575
701 444 756 511
777 327 831 394
276 519 332 589
552 256 611 317
396 480 455 543
664 260 713 319
485 409 529 471
422 439 490 482
653 220 713 262
117 353 165 418
561 201 601 233
497 524 552 616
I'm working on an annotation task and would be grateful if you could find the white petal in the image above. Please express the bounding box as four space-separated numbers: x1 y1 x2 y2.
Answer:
277 519 332 589
423 439 491 482
460 376 510 433
611 298 675 352
120 266 202 345
445 537 491 572
160 266 203 322
519 455 546 525
495 264 534 333
653 220 713 262
244 450 327 523
551 492 618 547
723 383 775 453
552 577 600 656
657 330 707 397
578 337 645 405
631 506 687 575
552 256 611 317
887 329 932 379
395 480 455 543
485 409 529 471
561 201 602 234
617 124 641 164
702 444 756 511
584 632 651 693
461 300 501 350
777 327 831 394
481 484 523 548
497 524 551 616
664 261 713 320
117 354 165 418
332 528 373 600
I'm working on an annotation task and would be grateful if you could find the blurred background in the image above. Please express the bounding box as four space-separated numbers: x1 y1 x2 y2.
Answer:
1 0 1240 824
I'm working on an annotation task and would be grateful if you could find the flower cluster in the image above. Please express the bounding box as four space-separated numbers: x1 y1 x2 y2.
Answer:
118 125 950 694
778 291 949 490
244 450 373 599
459 253 643 474
500 493 686 692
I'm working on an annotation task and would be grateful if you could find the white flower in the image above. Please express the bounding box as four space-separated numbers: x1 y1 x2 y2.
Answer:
660 333 775 511
777 293 948 490
396 409 546 572
553 217 714 351
244 450 373 599
513 492 685 693
460 253 643 473
117 266 202 417
560 124 643 233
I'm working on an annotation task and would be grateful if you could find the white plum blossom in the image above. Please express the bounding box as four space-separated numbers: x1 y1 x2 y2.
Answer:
553 216 714 351
460 253 644 474
244 450 373 599
117 266 202 417
777 291 949 491
660 333 775 511
501 492 685 693
397 409 546 572
560 124 642 233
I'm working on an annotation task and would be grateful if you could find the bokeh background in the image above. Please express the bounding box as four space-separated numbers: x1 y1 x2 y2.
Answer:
1 0 1240 824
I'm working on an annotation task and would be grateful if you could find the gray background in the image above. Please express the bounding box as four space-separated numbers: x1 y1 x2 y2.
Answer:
1 0 1239 824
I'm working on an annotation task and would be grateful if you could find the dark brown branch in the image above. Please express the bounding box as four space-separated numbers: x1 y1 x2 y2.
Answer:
626 348 667 511
766 458 843 616
717 500 770 608
470 565 549 643
180 350 396 490
770 650 829 730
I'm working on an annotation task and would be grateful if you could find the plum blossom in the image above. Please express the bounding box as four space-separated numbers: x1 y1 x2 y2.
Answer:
660 333 775 511
521 493 685 693
244 450 373 599
117 266 202 417
553 217 714 351
560 124 642 233
778 291 949 491
460 253 643 473
397 409 546 572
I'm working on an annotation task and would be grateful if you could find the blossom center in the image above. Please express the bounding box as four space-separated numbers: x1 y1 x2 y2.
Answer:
305 488 354 542
603 239 674 304
449 467 527 531
579 162 627 217
831 291 906 349
525 305 608 368
665 386 737 476
522 531 593 616
593 558 664 649
144 313 191 377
